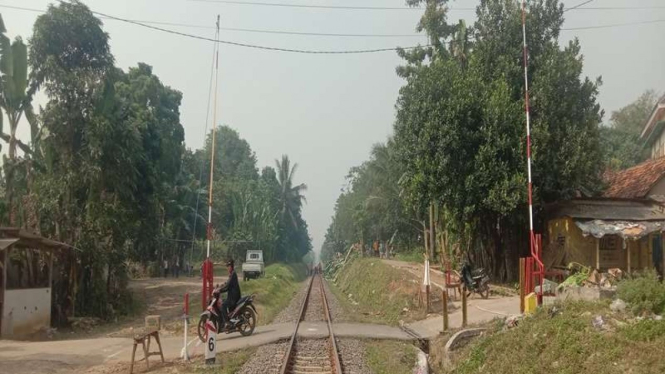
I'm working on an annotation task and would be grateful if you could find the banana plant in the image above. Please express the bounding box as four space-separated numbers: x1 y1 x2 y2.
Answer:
0 14 39 224
0 14 37 158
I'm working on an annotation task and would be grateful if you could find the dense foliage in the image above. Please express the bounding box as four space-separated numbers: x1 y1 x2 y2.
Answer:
323 0 608 281
0 2 311 320
600 90 658 170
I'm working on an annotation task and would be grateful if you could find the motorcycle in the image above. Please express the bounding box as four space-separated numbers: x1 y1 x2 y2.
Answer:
461 263 491 299
197 284 257 342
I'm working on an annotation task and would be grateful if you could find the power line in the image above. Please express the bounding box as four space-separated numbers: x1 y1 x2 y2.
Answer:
563 0 594 13
188 0 665 11
573 6 665 10
86 7 431 54
186 0 437 11
0 4 423 38
3 2 663 51
562 18 665 30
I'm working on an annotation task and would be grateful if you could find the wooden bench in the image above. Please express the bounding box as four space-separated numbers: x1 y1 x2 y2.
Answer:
129 329 165 374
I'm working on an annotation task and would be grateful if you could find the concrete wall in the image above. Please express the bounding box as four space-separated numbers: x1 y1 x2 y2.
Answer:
545 217 655 271
546 217 596 267
1 288 51 337
651 130 665 159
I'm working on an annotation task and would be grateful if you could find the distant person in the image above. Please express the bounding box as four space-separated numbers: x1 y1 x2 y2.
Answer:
163 259 168 278
175 257 180 278
379 241 386 259
373 240 379 257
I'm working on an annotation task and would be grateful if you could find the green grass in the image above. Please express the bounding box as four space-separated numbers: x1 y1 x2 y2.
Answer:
238 263 307 325
436 301 665 374
187 263 306 326
329 257 420 325
617 269 665 316
394 247 425 263
196 348 256 374
365 340 418 374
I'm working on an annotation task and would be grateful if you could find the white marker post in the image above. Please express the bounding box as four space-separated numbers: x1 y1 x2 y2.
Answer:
181 293 189 361
205 318 217 364
423 254 431 313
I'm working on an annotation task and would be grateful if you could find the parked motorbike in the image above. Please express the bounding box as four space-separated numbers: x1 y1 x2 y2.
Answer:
461 263 490 299
197 285 257 342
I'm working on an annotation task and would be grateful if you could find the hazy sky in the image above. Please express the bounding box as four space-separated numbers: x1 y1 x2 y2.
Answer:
3 0 664 254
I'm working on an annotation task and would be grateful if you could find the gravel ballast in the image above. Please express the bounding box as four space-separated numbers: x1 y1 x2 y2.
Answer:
237 340 289 374
272 280 310 324
337 338 374 374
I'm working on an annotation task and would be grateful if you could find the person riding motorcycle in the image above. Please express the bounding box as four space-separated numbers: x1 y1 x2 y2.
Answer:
215 259 241 329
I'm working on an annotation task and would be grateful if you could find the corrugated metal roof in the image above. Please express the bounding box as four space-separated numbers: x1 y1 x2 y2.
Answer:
0 238 19 250
604 157 665 199
547 199 665 221
0 227 70 251
574 220 664 239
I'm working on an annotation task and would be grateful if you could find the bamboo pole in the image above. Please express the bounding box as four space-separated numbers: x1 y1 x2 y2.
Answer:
625 239 631 275
519 257 525 314
596 238 600 270
429 203 435 262
442 289 449 332
462 286 468 328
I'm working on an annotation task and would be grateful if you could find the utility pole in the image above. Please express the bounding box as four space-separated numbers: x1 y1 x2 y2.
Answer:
429 202 435 262
206 14 221 260
521 0 543 304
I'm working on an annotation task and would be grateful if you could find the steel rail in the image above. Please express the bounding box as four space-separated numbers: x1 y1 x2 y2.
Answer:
279 273 342 374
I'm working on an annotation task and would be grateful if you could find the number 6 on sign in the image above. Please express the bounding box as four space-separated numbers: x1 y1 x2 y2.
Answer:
205 319 216 364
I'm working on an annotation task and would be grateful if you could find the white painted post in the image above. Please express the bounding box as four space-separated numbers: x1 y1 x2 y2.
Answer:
205 319 216 364
180 293 190 361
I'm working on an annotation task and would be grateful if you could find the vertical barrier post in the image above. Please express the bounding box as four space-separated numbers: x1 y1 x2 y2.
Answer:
462 286 468 328
183 293 189 361
442 289 449 332
519 258 526 314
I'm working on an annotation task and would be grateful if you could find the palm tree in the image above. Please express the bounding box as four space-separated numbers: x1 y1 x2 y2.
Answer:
275 155 307 229
449 20 471 68
0 15 38 224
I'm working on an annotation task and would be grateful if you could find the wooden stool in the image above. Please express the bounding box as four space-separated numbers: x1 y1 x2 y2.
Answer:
129 329 165 374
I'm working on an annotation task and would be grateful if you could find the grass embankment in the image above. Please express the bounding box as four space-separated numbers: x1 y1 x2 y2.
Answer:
393 247 425 263
434 300 665 374
366 340 418 374
188 263 307 326
329 257 421 325
242 263 307 324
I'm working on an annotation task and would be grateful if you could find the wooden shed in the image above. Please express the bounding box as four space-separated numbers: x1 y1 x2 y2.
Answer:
544 199 665 275
0 228 70 337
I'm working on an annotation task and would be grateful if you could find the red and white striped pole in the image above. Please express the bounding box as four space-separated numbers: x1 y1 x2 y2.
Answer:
521 0 543 304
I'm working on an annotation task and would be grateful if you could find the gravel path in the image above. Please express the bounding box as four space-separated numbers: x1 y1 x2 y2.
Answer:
237 340 289 374
337 339 374 374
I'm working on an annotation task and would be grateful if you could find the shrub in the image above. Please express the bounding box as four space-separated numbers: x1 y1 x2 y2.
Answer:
617 269 665 315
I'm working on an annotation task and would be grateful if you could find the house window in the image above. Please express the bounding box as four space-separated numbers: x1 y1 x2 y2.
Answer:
599 236 618 251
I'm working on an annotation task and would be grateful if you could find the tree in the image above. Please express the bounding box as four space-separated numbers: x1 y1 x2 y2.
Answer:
0 14 38 224
610 90 659 135
393 0 603 279
275 155 307 230
274 155 310 261
321 139 423 262
599 90 659 170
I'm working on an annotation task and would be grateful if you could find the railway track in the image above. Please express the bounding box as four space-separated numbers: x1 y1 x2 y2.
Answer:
279 273 343 374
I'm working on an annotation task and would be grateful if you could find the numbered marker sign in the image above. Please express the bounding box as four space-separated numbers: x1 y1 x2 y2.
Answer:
205 319 217 363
